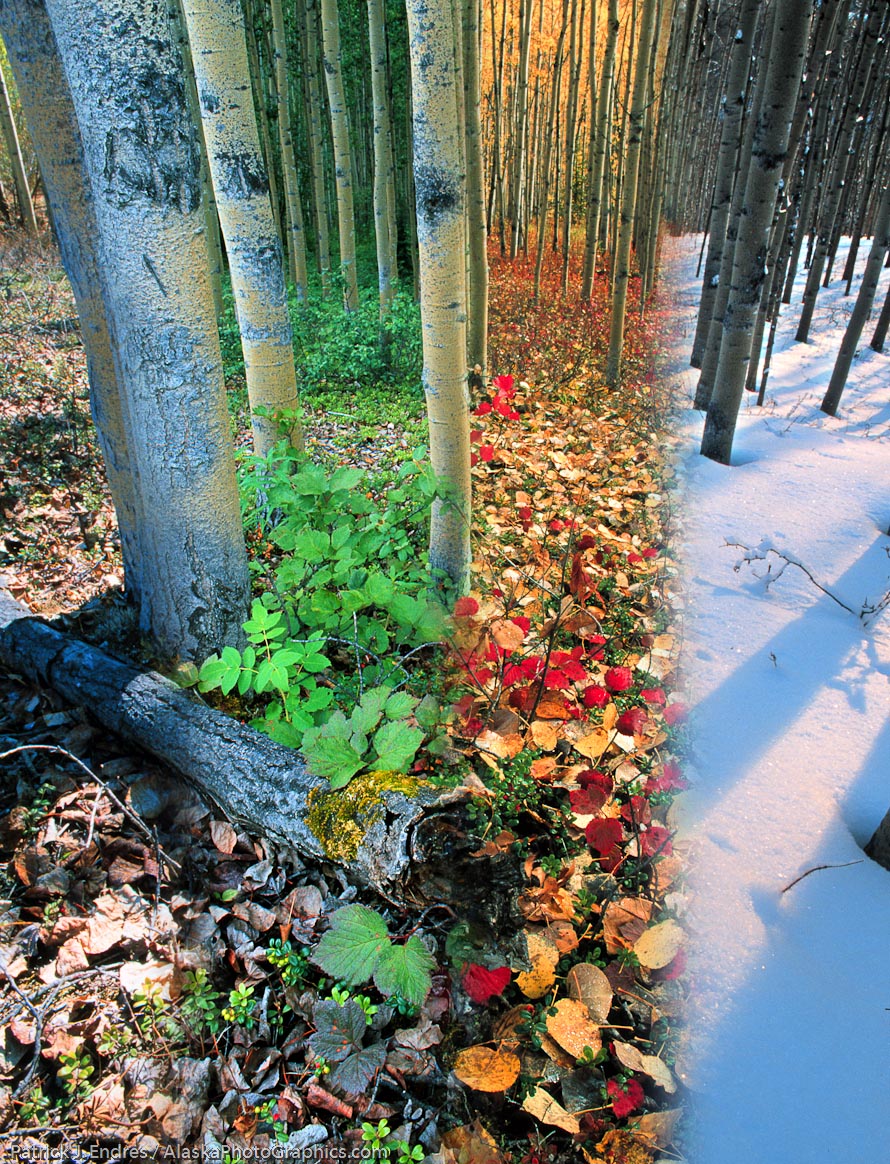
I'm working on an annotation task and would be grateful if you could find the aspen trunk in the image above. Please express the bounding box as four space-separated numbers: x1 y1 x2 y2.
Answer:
301 0 333 295
46 0 250 660
270 0 309 300
605 0 657 386
405 0 471 594
0 63 38 234
0 0 142 597
181 0 302 458
701 0 812 465
320 0 360 311
509 0 533 259
367 0 398 320
821 180 890 415
463 0 488 376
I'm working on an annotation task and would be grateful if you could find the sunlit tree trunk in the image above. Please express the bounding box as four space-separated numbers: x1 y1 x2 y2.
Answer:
320 0 359 311
243 0 283 246
45 0 250 659
405 0 471 593
605 0 656 386
0 0 142 595
270 0 309 299
0 61 37 233
559 0 583 296
181 0 302 456
509 0 533 259
701 0 812 465
533 0 570 300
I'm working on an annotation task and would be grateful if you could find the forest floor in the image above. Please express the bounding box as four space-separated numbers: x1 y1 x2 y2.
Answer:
0 227 689 1163
668 236 890 1163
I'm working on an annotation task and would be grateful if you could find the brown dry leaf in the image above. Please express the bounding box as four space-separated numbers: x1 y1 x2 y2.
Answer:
75 1078 126 1129
602 898 654 954
209 819 237 854
522 1087 581 1134
537 1032 577 1069
518 879 575 924
529 720 559 751
633 919 685 970
475 728 525 760
612 1041 676 1093
492 1005 533 1048
453 1045 521 1092
633 1107 683 1149
566 962 613 1023
120 960 182 1002
574 728 610 760
548 919 580 954
536 697 572 719
514 930 559 999
491 619 526 651
440 1120 507 1164
545 997 602 1060
230 900 278 933
55 937 90 975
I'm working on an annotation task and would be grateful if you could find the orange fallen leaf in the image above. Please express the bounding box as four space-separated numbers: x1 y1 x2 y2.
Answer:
514 930 559 999
602 898 654 954
573 728 610 760
529 720 559 750
632 1107 683 1148
453 1045 521 1092
612 1040 676 1093
567 962 613 1023
545 997 602 1059
441 1120 507 1164
475 728 525 760
491 618 527 650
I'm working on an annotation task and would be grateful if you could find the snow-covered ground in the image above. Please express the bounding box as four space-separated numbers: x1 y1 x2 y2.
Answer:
665 236 890 1163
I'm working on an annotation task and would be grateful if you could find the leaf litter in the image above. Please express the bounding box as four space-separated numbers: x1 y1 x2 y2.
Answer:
0 235 689 1160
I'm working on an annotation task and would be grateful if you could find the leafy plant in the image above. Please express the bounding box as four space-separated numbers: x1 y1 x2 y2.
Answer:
308 997 386 1094
313 903 435 1006
221 982 257 1029
180 968 223 1035
301 685 425 788
57 1048 94 1099
361 1118 392 1153
266 938 310 987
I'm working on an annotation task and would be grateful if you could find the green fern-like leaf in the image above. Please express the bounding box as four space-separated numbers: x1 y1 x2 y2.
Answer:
372 936 435 1006
372 720 424 772
313 904 392 986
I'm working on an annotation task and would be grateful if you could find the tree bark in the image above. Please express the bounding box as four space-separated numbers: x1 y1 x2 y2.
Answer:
46 0 250 661
701 0 812 465
367 0 398 320
270 0 310 300
181 0 303 457
865 805 890 873
0 62 38 233
301 0 333 295
463 0 488 377
0 591 513 905
320 0 360 311
405 0 471 595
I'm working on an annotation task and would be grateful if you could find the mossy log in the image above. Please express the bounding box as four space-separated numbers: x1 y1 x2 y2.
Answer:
0 590 516 910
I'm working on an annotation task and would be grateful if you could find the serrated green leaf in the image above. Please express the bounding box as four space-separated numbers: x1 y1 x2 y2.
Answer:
372 937 435 1006
372 720 424 773
313 905 392 985
365 573 395 606
415 694 441 730
302 716 365 785
350 687 389 736
384 691 419 721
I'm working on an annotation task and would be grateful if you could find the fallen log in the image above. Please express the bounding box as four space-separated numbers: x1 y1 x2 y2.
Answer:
0 590 517 910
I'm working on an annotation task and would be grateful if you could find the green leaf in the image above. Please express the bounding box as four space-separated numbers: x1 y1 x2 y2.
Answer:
313 905 392 986
372 720 424 773
373 937 435 1006
350 687 389 736
384 691 419 721
415 695 441 730
302 729 365 787
365 573 395 606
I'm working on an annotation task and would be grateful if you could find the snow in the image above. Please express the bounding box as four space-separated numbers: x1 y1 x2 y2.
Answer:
664 236 890 1162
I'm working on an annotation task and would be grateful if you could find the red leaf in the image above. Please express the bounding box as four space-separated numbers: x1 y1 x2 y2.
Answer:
462 963 511 1004
474 401 492 416
453 596 480 618
492 374 515 395
518 506 533 525
663 702 688 726
607 1077 644 1118
470 429 483 444
653 948 687 981
480 445 495 463
585 817 623 856
640 825 673 858
470 452 479 467
642 547 659 559
570 784 609 815
616 707 648 735
582 684 609 708
649 760 686 793
543 669 571 691
511 615 531 635
640 687 666 706
604 666 633 693
549 519 565 532
620 795 651 827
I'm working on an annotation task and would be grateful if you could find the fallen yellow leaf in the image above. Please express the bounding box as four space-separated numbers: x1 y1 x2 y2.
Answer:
522 1087 582 1134
453 1045 521 1092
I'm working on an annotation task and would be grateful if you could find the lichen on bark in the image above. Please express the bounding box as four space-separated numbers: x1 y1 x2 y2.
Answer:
307 770 425 861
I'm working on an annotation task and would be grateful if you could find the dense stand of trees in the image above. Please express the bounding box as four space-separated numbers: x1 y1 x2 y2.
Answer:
2 0 889 657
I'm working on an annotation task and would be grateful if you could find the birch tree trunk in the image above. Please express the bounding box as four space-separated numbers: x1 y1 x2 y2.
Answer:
181 0 302 457
605 0 657 386
581 0 617 300
301 0 333 295
0 62 38 234
46 0 250 660
509 0 533 259
701 0 812 465
320 0 360 311
0 0 142 597
405 0 471 594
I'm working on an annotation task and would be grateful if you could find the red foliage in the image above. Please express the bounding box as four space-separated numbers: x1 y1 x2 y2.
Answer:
604 666 633 693
585 817 624 856
606 1077 645 1118
462 963 511 1004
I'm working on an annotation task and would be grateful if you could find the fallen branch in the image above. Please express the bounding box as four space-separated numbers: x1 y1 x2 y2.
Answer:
0 590 514 909
780 860 864 894
725 540 861 617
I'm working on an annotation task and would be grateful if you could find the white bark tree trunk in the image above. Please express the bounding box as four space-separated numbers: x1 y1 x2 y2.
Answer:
46 0 250 660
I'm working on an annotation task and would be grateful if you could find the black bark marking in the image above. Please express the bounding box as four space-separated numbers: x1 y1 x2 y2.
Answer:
215 150 270 200
414 162 458 223
199 86 220 114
